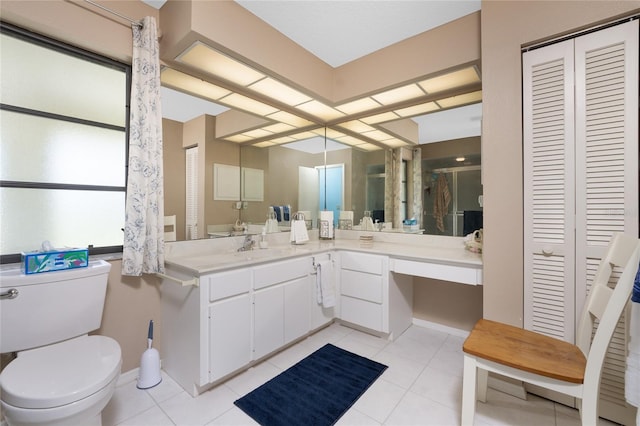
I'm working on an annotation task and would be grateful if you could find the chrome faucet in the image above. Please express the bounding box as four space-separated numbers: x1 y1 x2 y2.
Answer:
238 234 255 252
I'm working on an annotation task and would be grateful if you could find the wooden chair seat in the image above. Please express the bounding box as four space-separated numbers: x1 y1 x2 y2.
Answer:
463 319 586 383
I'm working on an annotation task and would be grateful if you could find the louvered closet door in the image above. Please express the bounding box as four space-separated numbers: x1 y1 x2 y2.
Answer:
523 39 576 342
574 20 639 423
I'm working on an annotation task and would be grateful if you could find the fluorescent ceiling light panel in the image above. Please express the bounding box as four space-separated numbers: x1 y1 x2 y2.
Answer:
160 68 231 101
312 128 344 138
253 141 275 148
267 111 314 127
418 67 480 94
436 90 482 108
242 128 273 138
337 120 375 133
270 136 296 144
263 122 296 133
335 135 369 146
335 97 380 114
296 100 344 121
394 102 439 117
177 42 264 86
289 131 319 140
219 93 279 116
360 111 400 124
355 143 382 151
363 129 395 141
381 138 409 148
224 134 254 143
371 84 425 105
249 77 312 106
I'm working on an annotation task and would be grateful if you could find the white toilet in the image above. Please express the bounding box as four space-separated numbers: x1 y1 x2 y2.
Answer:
0 260 122 426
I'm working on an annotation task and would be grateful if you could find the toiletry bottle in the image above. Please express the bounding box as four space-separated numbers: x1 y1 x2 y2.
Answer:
259 227 268 248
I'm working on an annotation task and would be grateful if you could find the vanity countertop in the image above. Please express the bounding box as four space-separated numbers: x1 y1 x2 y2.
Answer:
164 233 482 276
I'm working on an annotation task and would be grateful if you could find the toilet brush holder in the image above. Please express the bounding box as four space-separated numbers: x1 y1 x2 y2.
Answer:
137 320 162 389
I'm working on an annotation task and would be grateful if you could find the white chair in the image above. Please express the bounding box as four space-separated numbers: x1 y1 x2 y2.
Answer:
461 233 640 425
164 215 177 242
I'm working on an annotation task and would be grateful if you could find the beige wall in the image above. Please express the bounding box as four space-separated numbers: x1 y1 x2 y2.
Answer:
413 279 483 330
96 260 163 373
481 1 639 326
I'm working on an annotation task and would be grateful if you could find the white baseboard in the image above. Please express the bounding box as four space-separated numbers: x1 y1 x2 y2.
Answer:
117 367 139 386
412 318 470 338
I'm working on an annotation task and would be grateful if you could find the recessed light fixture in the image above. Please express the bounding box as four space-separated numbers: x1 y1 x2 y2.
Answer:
456 156 466 162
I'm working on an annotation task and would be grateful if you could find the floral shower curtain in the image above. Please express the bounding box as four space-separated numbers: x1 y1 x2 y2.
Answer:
122 16 164 276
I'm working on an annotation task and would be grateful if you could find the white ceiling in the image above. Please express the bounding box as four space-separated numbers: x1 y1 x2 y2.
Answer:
152 0 482 144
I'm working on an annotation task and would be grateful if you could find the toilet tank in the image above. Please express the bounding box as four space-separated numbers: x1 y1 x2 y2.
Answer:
0 260 112 353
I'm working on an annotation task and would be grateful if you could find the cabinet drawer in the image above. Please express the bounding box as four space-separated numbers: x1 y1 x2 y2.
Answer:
253 257 310 290
207 269 252 302
340 252 385 275
340 270 383 303
340 295 383 332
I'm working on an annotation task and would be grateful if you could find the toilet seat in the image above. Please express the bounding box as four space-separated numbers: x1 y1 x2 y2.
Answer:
0 335 121 409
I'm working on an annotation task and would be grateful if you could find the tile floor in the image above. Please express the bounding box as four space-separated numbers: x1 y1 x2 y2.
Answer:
102 323 617 426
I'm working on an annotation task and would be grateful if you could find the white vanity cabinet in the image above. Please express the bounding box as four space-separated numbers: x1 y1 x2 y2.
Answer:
160 266 252 396
252 257 311 360
338 251 412 339
207 269 252 383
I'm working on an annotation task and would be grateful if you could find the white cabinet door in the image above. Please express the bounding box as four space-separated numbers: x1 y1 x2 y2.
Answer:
284 276 310 344
208 294 252 382
253 284 284 360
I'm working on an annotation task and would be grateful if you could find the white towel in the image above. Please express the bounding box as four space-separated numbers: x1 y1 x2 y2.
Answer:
362 216 375 231
625 302 640 424
316 260 335 308
289 219 309 244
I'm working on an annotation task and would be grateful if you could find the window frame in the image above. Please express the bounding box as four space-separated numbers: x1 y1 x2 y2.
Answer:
0 22 131 264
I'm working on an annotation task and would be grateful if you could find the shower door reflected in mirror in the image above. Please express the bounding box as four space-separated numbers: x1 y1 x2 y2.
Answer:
422 162 482 237
366 164 385 223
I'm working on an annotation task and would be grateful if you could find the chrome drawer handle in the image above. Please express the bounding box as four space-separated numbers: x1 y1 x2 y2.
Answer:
0 288 19 299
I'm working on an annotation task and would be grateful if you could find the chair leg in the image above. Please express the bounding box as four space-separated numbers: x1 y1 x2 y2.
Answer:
462 354 478 426
477 367 488 403
580 386 598 426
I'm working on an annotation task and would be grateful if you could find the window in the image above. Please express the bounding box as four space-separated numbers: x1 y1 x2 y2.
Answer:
0 23 130 263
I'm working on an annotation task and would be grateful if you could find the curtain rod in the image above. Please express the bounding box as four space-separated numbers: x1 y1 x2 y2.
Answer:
84 0 143 28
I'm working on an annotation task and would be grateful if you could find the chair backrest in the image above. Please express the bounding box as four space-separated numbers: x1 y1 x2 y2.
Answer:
575 233 640 385
164 215 177 242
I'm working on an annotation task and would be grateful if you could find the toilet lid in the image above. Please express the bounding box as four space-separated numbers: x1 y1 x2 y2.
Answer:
0 335 121 409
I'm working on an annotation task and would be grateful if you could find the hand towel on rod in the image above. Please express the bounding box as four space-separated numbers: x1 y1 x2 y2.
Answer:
315 260 335 308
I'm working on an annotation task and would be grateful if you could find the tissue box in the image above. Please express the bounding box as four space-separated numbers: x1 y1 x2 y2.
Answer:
22 248 89 275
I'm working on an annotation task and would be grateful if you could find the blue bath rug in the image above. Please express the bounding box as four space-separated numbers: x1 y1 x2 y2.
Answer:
234 343 388 426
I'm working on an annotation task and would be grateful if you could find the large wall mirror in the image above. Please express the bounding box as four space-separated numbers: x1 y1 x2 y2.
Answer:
162 88 482 241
